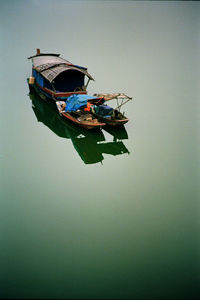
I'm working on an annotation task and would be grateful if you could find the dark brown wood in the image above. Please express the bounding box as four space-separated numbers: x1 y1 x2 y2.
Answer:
61 112 105 130
35 82 87 99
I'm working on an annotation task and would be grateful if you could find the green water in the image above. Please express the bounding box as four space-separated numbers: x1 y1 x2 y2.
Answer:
0 1 199 299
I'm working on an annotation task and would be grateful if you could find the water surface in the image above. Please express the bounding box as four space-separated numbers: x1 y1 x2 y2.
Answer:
0 1 199 299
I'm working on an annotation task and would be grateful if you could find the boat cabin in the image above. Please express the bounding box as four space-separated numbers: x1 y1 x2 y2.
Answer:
28 50 94 99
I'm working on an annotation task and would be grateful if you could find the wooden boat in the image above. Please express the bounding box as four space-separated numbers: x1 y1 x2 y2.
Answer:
55 95 105 129
27 49 132 128
88 93 132 126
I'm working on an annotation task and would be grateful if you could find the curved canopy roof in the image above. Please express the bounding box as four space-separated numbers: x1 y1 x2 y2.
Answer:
30 54 94 83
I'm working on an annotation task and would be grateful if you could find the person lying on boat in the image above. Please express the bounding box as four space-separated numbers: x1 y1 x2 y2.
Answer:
84 102 116 118
56 101 66 112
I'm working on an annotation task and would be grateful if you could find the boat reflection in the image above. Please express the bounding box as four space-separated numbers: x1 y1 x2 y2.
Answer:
29 92 130 164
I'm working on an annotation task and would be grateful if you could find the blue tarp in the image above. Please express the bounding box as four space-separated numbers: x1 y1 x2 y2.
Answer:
65 94 97 112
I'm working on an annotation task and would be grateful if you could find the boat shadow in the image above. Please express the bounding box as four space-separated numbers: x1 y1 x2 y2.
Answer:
29 92 130 164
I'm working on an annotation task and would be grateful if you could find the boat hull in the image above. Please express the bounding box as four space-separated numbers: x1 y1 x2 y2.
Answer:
92 112 129 126
103 118 129 126
61 112 105 130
